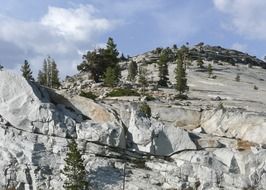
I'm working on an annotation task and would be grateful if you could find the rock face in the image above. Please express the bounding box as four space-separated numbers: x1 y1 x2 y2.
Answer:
127 108 196 155
1 64 266 190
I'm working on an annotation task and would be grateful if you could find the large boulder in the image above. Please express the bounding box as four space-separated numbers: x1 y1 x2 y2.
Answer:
0 71 75 137
0 71 125 148
201 109 266 144
127 108 196 155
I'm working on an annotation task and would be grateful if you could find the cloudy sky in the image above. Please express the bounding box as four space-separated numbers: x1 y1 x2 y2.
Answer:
1 0 266 78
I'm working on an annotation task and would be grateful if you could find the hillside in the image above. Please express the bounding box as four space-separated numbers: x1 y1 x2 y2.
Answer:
1 45 266 190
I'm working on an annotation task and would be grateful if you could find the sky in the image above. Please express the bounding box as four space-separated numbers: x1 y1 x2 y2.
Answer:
1 0 266 78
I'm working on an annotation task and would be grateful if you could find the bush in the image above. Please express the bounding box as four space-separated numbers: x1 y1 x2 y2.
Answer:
144 94 156 101
139 102 151 118
174 94 188 100
107 88 140 97
79 91 98 100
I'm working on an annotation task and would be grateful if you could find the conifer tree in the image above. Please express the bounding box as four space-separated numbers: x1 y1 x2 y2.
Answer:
51 60 60 88
0 65 4 71
37 56 60 88
158 51 169 87
120 53 127 61
197 58 204 68
127 61 138 81
138 67 148 93
21 60 34 81
62 139 89 190
208 64 213 78
175 53 188 95
104 67 118 87
78 37 121 84
37 59 48 86
105 37 121 80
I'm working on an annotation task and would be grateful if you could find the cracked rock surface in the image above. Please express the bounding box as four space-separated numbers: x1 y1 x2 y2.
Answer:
1 62 266 190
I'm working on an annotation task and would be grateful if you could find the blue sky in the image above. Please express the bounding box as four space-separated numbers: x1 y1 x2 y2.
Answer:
1 0 266 77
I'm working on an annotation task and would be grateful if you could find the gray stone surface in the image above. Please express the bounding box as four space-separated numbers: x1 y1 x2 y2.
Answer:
1 53 266 190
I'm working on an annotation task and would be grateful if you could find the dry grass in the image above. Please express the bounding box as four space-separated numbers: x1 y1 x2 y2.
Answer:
237 140 255 151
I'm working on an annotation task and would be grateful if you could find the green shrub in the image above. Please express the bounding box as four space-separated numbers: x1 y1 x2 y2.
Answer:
79 91 98 100
143 94 156 101
174 94 188 100
107 88 140 97
139 102 151 118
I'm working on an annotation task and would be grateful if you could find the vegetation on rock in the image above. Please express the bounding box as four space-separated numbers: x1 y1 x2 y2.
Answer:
208 63 213 78
37 56 60 88
21 60 34 81
175 52 188 95
62 139 89 190
107 88 140 97
127 60 138 82
158 50 169 87
79 91 98 100
77 37 121 84
139 102 151 118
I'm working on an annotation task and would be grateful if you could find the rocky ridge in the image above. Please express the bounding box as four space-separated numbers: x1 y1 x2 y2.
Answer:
1 45 266 189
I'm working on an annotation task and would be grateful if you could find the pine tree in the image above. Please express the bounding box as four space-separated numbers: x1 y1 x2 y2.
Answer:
105 37 121 80
179 45 189 70
21 60 34 81
138 67 148 93
38 59 48 85
197 58 204 68
0 65 3 71
104 67 118 87
158 51 169 87
127 61 138 81
77 37 121 83
37 56 60 88
208 64 213 78
175 53 188 95
62 139 89 190
51 60 60 88
120 53 127 61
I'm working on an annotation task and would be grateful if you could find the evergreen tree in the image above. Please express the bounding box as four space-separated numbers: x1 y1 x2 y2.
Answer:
104 67 118 87
138 67 148 93
51 60 60 88
158 51 169 87
62 139 89 190
127 61 138 81
77 37 120 83
208 64 213 78
175 53 188 95
197 58 204 68
37 56 60 88
178 45 189 70
105 37 121 80
21 60 34 81
120 53 127 61
0 65 3 71
38 59 48 86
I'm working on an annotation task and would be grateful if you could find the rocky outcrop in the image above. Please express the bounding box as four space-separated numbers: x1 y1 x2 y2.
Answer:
201 108 266 144
1 71 266 190
127 108 196 155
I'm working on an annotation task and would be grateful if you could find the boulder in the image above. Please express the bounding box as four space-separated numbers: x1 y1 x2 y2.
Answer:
127 108 196 155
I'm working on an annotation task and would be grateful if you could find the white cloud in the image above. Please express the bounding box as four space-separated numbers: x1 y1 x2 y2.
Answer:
41 5 113 42
0 5 115 77
213 0 266 40
231 42 247 52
